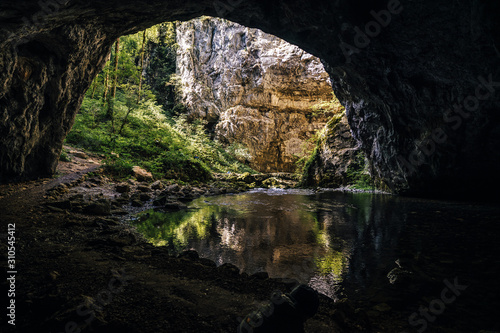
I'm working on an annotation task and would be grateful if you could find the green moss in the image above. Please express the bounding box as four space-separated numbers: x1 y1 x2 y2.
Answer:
310 92 345 117
345 152 374 190
298 111 344 187
59 150 71 162
326 112 344 131
297 146 320 187
103 158 134 179
298 110 377 190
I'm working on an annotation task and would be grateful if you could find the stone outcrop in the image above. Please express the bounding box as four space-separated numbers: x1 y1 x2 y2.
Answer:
176 17 335 172
215 106 330 172
0 0 499 197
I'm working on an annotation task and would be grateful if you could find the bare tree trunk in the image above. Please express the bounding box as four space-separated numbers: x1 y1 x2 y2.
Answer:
111 37 120 99
137 30 146 103
90 80 97 98
118 105 134 135
106 38 120 120
102 53 111 102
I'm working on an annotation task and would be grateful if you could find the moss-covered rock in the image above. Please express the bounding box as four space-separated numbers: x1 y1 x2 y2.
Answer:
300 112 370 189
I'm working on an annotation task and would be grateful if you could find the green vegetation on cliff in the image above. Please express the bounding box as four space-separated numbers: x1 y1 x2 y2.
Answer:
298 102 376 190
66 24 254 181
345 152 373 190
298 110 344 186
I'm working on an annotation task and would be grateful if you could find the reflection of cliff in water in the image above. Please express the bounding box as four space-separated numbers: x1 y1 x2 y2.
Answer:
133 189 407 299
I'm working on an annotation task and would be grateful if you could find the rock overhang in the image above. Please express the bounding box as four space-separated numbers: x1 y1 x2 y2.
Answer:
1 0 499 198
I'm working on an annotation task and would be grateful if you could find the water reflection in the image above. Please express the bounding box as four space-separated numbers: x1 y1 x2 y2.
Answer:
133 189 406 299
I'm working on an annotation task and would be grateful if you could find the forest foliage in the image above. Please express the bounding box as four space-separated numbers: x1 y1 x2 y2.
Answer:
66 23 254 181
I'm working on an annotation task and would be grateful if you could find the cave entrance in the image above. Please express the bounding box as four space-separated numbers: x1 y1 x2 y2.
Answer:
67 16 351 182
175 16 345 174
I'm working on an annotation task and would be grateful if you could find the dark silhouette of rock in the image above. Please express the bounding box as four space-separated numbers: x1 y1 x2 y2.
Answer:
238 284 319 333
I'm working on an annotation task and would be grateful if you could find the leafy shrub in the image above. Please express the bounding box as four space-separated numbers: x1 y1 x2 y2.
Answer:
59 150 72 162
103 158 134 179
159 151 212 182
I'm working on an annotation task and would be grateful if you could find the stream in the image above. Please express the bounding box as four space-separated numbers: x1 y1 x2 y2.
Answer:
132 188 500 331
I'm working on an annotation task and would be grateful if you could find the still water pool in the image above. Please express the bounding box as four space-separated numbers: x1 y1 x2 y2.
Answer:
132 188 500 330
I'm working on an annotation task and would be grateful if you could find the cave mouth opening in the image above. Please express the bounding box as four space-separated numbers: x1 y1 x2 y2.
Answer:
173 16 347 175
66 15 360 187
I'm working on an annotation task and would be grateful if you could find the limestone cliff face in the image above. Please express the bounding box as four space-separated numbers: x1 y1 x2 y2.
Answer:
176 17 335 172
216 106 330 173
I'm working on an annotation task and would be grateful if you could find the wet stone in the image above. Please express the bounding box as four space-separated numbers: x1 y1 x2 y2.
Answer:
46 205 67 213
165 184 180 192
198 258 217 267
372 303 391 312
178 250 199 260
108 233 137 246
131 199 143 207
153 196 167 206
151 180 163 190
47 200 72 209
119 193 130 200
83 200 111 215
164 202 187 211
111 208 128 215
217 263 240 276
94 217 120 227
115 183 130 193
139 193 151 201
250 272 269 280
137 185 151 192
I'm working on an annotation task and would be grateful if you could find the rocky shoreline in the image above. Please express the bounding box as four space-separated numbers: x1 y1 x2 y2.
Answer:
0 153 380 333
3 147 439 332
11 145 500 333
43 170 300 219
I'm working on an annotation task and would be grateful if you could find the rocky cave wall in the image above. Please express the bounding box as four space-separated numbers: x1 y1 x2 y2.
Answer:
176 17 336 173
1 0 499 197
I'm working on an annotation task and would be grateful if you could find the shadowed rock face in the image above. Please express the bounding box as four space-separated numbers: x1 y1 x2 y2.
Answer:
0 0 499 197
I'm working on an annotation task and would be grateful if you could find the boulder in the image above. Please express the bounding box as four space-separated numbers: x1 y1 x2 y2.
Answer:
217 263 240 276
83 200 111 215
115 183 131 193
132 166 153 181
151 180 164 190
